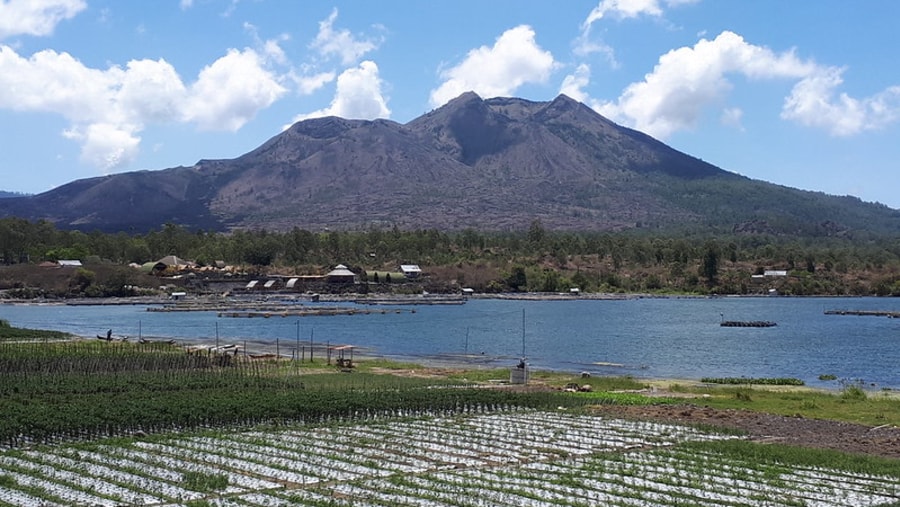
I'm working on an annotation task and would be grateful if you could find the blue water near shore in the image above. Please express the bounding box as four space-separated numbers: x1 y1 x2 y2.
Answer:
2 297 898 389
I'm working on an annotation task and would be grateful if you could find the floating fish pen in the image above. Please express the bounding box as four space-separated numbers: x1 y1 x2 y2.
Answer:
720 320 777 327
354 296 467 305
824 309 900 318
217 308 411 318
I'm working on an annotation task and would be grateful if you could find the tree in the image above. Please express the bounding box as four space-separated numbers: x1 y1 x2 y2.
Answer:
700 241 719 286
527 219 546 247
540 269 561 292
68 268 95 294
506 266 527 292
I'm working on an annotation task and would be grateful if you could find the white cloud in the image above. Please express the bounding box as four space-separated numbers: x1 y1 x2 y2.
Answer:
573 4 900 139
292 70 335 95
782 69 900 136
589 31 900 139
576 0 698 65
0 42 288 170
0 0 86 39
559 63 592 103
288 60 389 125
243 21 290 66
118 59 187 123
429 25 556 108
184 48 287 131
63 122 141 171
720 107 744 130
179 0 193 10
310 8 380 65
584 0 664 25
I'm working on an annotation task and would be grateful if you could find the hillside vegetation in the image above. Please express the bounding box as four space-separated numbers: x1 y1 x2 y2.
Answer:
1 218 898 297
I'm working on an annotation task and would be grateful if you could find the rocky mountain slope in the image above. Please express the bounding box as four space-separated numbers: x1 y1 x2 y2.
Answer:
1 92 897 235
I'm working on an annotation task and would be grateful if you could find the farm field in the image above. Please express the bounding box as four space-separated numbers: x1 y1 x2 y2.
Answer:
0 410 898 506
1 332 899 506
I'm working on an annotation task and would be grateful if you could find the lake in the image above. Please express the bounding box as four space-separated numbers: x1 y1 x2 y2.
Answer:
2 296 898 390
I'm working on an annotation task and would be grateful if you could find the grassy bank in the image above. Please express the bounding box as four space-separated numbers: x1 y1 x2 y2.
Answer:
675 382 900 426
0 318 71 341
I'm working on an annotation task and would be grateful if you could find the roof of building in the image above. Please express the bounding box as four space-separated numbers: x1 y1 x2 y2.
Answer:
155 255 195 267
326 264 356 277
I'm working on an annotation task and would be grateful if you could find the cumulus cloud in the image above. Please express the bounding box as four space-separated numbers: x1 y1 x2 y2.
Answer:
0 43 287 170
183 48 286 131
288 60 389 125
559 63 592 103
310 8 381 65
63 122 141 170
429 25 556 108
585 30 899 139
0 0 86 39
576 0 697 63
574 2 900 138
292 70 335 95
583 0 664 25
782 69 900 136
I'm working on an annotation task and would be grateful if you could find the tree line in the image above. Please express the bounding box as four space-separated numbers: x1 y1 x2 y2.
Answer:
0 218 898 295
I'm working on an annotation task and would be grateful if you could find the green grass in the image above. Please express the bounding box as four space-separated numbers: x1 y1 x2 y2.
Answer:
0 319 72 341
678 384 900 426
182 471 229 492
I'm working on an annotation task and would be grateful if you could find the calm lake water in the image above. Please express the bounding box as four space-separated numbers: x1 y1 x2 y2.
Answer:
2 297 898 389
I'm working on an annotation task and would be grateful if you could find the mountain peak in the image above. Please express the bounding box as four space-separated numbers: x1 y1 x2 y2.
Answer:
445 90 483 106
2 93 896 235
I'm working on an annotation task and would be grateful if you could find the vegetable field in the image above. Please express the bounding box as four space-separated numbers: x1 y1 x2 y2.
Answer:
0 410 897 506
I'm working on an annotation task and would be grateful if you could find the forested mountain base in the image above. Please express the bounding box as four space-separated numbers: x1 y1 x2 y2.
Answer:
1 218 898 297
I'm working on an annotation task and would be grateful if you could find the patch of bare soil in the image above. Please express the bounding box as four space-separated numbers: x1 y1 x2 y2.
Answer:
590 404 900 459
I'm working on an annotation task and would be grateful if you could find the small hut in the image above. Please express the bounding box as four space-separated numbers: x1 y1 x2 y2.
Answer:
326 264 357 284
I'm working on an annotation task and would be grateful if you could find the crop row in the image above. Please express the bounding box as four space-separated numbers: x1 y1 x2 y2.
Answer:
1 338 597 446
0 377 588 447
0 411 896 506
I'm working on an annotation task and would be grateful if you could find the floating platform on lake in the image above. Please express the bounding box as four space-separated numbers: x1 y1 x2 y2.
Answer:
216 308 411 318
720 320 777 327
824 309 900 318
354 295 466 305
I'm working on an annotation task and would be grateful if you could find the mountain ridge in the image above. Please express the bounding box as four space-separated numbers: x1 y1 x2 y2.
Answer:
1 92 897 235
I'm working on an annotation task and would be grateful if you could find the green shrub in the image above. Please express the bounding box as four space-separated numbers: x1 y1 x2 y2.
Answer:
840 380 868 401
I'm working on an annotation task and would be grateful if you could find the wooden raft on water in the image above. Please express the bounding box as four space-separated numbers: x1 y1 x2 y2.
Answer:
720 320 777 327
824 309 900 318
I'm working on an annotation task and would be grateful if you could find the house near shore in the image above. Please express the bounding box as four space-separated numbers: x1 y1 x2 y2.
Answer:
326 264 357 283
400 264 422 279
142 255 196 274
41 259 83 268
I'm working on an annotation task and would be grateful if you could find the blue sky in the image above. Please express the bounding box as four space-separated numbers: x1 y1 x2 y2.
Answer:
1 0 899 209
